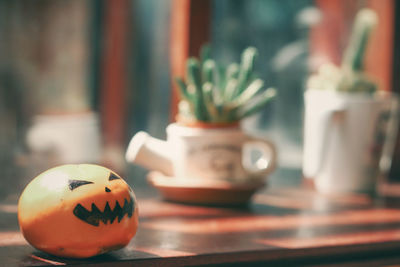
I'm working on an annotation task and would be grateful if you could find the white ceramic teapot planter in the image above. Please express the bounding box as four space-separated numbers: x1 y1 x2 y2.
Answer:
126 123 277 204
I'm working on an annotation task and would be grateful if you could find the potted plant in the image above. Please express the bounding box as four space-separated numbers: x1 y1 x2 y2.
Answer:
303 8 399 194
174 46 276 127
126 46 277 204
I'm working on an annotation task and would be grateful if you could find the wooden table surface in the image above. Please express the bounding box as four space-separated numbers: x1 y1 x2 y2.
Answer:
2 182 400 266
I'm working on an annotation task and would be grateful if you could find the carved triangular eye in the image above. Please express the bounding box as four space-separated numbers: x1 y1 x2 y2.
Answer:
68 180 93 191
109 173 120 181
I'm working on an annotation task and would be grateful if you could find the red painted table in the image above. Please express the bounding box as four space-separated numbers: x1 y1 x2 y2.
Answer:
2 184 400 266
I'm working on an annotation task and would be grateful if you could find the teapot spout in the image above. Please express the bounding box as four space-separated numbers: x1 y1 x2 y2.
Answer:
125 131 173 176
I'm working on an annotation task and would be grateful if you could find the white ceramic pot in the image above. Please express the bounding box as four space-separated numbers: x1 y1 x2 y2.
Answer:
303 90 399 194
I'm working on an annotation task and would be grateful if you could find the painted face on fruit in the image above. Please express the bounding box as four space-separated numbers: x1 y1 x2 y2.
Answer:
70 172 135 226
25 166 136 227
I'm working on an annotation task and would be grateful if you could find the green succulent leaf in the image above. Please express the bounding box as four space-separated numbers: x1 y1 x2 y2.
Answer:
342 8 378 72
224 79 239 102
226 63 240 81
202 59 217 84
232 79 264 107
235 47 258 98
202 83 219 118
238 87 277 119
175 77 192 101
187 58 209 121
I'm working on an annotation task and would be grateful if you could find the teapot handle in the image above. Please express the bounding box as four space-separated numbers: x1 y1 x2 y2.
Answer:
242 135 277 178
302 103 347 179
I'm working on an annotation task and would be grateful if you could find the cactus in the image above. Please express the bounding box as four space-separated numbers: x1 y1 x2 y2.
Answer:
307 8 378 93
175 46 276 123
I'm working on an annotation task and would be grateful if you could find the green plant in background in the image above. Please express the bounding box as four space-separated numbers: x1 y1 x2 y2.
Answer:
308 8 378 93
175 46 277 123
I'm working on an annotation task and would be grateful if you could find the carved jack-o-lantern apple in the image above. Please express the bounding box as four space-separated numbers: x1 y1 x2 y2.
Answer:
18 164 139 258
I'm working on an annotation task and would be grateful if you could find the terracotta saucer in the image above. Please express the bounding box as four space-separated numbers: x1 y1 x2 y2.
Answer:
147 171 264 205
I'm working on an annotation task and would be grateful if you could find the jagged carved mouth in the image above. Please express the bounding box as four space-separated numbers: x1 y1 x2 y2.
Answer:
73 196 134 227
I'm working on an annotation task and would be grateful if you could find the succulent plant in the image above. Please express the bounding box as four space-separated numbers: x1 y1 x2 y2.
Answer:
307 8 378 93
175 46 276 123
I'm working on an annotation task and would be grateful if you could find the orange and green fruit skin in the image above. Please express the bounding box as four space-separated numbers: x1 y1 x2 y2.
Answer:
18 164 139 258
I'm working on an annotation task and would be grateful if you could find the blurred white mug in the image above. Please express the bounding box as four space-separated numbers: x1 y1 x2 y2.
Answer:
303 90 399 194
27 112 102 164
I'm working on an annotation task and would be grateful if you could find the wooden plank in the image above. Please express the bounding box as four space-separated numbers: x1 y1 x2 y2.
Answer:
388 0 400 182
365 0 395 92
169 0 211 122
100 0 130 147
310 0 349 66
